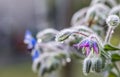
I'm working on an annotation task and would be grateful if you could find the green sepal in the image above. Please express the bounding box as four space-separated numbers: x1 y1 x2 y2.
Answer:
58 32 71 41
104 44 120 52
108 71 118 77
111 54 120 62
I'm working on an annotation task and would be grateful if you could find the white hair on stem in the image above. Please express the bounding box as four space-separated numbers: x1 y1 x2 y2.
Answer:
105 15 120 44
85 3 110 26
71 7 88 26
36 28 58 39
106 0 117 7
109 5 120 16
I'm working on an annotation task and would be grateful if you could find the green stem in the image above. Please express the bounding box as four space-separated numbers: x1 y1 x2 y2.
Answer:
113 62 120 76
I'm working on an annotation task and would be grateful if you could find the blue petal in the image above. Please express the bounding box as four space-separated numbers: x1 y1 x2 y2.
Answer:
24 30 36 49
31 38 36 47
92 41 99 54
73 40 90 49
79 40 90 47
32 50 40 61
84 41 90 47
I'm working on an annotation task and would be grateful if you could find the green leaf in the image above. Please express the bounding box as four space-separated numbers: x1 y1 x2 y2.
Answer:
111 54 120 62
58 32 71 41
108 71 118 77
104 44 120 52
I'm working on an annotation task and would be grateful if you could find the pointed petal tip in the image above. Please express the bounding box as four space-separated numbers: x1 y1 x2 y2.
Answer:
93 42 99 54
85 47 90 56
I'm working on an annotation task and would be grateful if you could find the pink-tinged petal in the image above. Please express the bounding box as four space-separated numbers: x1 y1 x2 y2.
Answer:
73 39 92 56
73 40 87 49
84 41 90 47
79 40 90 47
85 47 90 56
79 41 86 48
93 42 99 54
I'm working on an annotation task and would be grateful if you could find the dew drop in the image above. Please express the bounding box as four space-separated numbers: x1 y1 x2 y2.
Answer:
66 58 71 63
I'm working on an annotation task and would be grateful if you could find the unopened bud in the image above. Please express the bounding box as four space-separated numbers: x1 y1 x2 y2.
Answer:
106 15 120 27
94 57 102 73
83 58 92 75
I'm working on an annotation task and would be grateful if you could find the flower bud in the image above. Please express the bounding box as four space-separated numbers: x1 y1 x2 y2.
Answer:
36 28 58 42
55 29 73 42
94 57 102 73
83 58 92 75
106 15 120 27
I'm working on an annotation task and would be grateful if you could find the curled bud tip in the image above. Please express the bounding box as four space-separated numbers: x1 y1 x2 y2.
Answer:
106 15 120 27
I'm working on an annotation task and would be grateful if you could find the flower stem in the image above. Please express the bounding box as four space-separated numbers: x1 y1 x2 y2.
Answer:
73 32 89 37
104 26 114 44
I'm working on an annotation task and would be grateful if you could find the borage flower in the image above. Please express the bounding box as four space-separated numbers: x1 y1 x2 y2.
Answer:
24 30 36 49
73 39 99 56
32 49 40 61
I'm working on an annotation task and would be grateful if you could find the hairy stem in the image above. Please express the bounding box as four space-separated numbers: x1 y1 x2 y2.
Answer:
104 26 114 44
73 32 89 37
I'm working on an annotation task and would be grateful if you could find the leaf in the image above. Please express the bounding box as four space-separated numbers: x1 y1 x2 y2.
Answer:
108 71 118 77
58 32 71 41
111 54 120 62
104 44 120 52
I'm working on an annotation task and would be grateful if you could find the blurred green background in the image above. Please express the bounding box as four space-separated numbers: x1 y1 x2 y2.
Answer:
0 0 119 77
0 62 37 77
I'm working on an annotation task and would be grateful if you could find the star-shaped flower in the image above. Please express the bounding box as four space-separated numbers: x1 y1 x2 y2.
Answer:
73 39 99 56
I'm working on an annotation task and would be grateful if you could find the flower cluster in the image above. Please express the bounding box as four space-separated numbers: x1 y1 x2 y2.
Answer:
72 35 105 75
24 29 76 76
24 0 120 77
